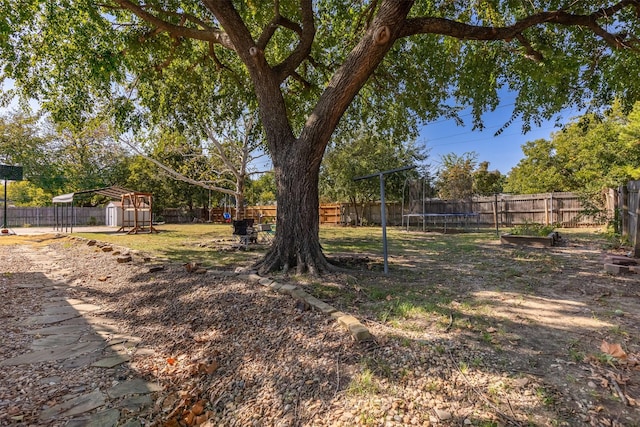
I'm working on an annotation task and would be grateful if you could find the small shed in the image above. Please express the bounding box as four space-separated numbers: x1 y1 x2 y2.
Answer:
105 201 122 227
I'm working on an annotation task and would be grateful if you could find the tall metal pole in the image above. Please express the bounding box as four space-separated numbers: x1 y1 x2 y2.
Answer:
2 179 7 229
354 165 415 275
379 173 388 274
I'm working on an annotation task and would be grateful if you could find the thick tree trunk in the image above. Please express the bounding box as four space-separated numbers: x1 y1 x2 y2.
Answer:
256 136 333 275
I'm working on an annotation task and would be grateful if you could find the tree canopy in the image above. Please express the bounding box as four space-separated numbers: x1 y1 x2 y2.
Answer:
3 1 640 273
505 101 640 195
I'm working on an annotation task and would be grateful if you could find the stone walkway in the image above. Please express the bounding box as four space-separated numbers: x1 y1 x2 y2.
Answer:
1 247 162 426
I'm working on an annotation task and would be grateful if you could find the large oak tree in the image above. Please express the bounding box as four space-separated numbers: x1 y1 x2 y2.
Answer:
3 1 640 274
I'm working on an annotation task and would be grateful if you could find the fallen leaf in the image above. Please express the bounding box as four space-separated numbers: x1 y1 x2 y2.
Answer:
183 411 195 425
205 362 219 374
167 357 177 366
486 327 497 333
195 414 209 424
600 341 627 359
191 400 205 416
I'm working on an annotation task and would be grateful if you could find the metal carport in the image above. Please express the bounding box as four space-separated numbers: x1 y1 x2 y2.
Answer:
52 186 134 232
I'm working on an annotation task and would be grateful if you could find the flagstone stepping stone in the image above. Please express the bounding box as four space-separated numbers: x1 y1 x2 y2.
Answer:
105 334 142 346
30 334 79 350
38 376 63 385
41 389 107 419
25 324 91 335
66 298 95 306
0 340 104 366
66 408 120 427
25 313 81 325
118 395 153 412
92 355 131 368
132 347 155 356
62 351 104 369
41 306 83 316
107 379 163 399
42 303 100 315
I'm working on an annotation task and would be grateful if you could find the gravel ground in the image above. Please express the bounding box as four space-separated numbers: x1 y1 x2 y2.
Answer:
0 234 638 426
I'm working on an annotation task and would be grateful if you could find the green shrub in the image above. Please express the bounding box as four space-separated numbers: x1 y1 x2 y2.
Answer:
510 221 556 237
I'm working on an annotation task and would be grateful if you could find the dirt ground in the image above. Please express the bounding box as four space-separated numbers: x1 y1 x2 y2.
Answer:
0 231 639 426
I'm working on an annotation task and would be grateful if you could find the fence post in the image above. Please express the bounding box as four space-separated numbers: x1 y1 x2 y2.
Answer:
493 194 499 236
621 185 629 238
544 198 549 225
634 186 640 258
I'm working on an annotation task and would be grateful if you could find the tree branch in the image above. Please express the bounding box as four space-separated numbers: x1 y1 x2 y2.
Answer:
272 0 316 83
400 1 640 51
112 0 235 50
117 135 237 196
203 125 242 182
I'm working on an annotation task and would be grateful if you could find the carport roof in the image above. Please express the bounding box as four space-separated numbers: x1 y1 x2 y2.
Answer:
52 186 135 204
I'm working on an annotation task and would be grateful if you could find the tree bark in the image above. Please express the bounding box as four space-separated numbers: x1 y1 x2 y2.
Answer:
256 135 332 275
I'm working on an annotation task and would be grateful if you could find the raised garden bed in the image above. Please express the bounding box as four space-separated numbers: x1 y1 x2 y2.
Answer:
500 231 560 247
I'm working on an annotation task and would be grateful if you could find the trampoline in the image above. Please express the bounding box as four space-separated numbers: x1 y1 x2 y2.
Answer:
403 212 479 233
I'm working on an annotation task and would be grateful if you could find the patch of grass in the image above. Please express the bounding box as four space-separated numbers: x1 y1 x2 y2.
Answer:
488 381 506 396
362 357 393 379
535 387 556 406
471 357 484 368
347 368 379 396
74 224 264 269
608 324 628 337
480 331 494 344
568 348 584 363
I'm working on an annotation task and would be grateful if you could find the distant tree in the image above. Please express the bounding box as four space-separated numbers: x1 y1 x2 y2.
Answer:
473 161 505 196
320 129 426 225
245 173 277 206
617 102 640 180
121 113 269 219
503 139 567 194
51 120 130 199
505 102 640 195
0 111 64 199
139 128 211 212
3 181 50 207
436 152 477 200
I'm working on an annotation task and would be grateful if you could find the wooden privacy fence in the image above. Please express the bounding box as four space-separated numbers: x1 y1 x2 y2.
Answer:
616 180 640 257
162 204 342 225
0 194 602 229
342 192 603 228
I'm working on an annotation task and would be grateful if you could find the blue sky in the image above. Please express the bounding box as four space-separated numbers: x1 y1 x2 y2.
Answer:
418 102 583 176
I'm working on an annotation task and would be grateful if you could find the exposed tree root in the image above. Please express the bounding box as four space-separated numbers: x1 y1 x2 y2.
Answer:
255 245 340 277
